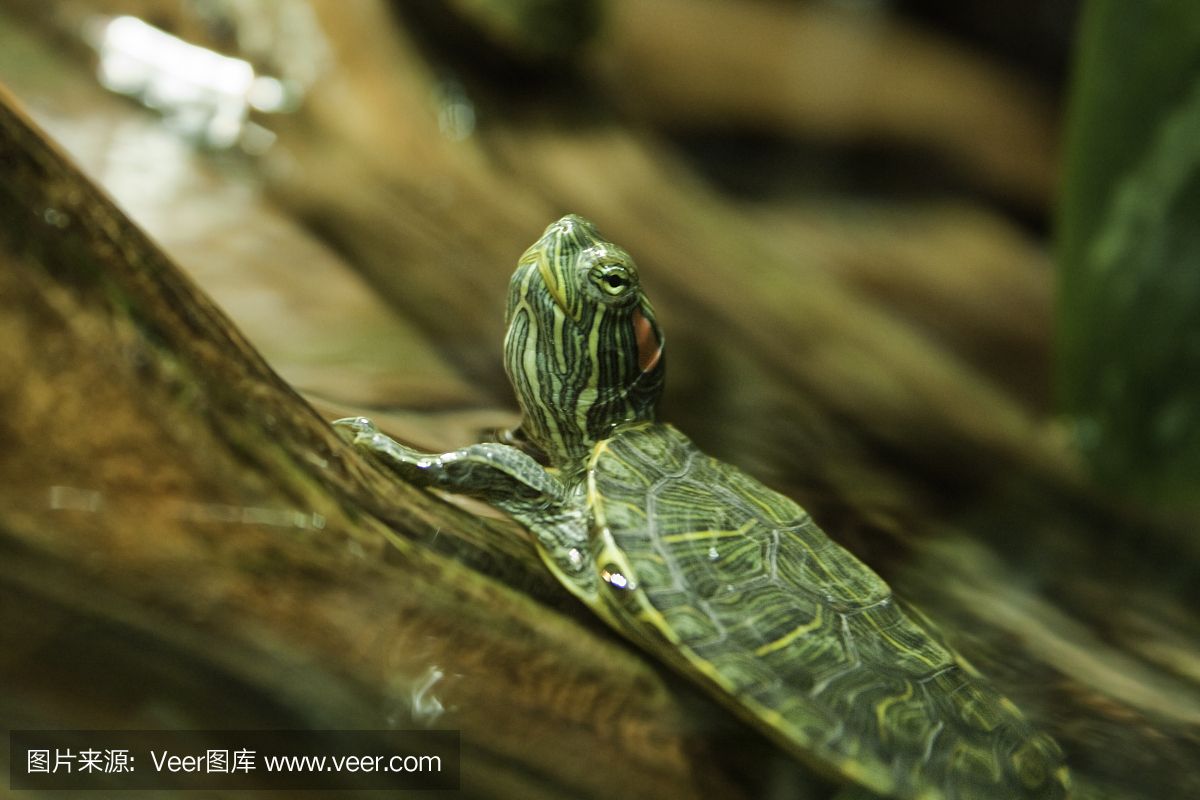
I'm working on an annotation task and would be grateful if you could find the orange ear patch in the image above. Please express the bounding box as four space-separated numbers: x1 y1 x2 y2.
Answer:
632 308 663 372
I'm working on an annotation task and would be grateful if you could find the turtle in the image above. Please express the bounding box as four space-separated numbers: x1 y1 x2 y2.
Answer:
335 214 1070 800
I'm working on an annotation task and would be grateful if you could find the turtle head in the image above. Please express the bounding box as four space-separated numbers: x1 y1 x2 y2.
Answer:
504 215 665 468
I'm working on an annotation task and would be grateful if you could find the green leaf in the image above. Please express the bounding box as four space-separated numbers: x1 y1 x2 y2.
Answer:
1056 0 1200 511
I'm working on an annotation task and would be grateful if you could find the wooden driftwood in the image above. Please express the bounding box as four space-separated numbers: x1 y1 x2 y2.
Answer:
591 0 1061 209
0 86 786 800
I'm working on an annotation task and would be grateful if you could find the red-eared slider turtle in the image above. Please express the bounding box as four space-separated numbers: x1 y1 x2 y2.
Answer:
335 215 1069 800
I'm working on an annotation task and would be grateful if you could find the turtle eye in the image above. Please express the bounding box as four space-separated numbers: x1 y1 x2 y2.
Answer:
602 274 628 293
591 264 634 298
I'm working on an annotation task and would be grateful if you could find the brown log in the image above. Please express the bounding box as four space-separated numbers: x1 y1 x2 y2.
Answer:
592 0 1060 210
0 82 772 800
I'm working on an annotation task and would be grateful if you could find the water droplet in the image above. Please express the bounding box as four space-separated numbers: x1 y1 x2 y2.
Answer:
43 208 70 229
410 665 446 725
707 546 720 561
601 565 630 590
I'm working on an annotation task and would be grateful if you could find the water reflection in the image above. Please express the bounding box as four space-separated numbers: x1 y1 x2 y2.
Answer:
46 485 326 530
408 665 447 726
181 502 326 530
88 15 292 150
433 78 475 142
42 207 71 229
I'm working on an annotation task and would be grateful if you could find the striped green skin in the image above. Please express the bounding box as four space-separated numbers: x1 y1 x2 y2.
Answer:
503 215 664 476
504 217 1066 799
342 215 1069 799
586 423 1067 800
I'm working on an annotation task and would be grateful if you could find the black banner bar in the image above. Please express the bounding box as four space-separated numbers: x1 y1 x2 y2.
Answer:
10 730 460 790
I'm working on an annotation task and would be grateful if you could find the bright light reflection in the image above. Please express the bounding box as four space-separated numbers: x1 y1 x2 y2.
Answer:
45 486 325 530
92 15 291 149
410 666 446 725
602 569 629 589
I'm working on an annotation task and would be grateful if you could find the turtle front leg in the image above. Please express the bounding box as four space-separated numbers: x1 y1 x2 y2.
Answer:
333 417 565 513
336 416 595 599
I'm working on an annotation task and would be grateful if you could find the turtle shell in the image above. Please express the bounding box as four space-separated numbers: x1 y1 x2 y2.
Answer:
586 422 1067 800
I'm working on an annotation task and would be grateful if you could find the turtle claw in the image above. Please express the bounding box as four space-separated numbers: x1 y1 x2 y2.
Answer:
332 416 380 445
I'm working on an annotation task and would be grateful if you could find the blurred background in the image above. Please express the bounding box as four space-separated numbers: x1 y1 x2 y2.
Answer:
1 1 1198 798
